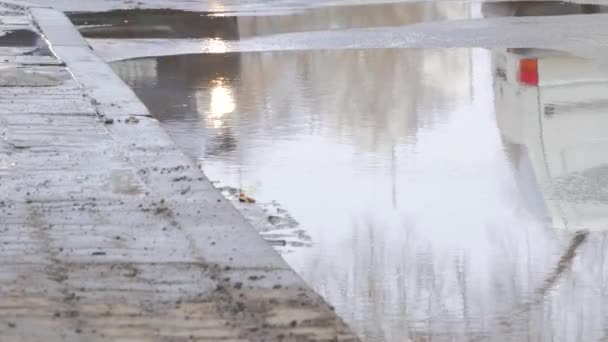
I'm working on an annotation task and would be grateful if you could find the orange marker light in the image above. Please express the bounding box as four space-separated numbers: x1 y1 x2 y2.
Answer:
519 58 539 86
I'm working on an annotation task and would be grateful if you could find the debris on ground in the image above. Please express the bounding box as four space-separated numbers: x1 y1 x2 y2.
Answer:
238 192 256 203
215 184 312 252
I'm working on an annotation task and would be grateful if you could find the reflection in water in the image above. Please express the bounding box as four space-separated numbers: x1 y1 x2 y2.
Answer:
71 2 470 39
71 1 608 40
236 2 469 37
115 47 608 340
491 50 608 340
481 2 608 18
493 51 608 231
208 78 235 124
207 0 227 13
208 38 229 53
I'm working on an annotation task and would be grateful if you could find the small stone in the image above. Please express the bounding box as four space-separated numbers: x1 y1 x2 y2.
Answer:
268 215 282 225
126 116 140 124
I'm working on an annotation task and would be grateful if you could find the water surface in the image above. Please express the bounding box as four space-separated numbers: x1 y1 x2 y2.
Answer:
113 46 608 340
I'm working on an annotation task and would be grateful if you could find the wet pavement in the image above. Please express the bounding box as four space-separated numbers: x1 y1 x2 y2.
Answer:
69 0 608 340
81 2 608 63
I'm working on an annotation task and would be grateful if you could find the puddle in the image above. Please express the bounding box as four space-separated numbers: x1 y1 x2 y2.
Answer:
71 2 608 41
112 46 608 340
70 10 240 39
0 29 39 46
481 2 608 17
0 29 51 56
87 1 608 63
70 2 471 39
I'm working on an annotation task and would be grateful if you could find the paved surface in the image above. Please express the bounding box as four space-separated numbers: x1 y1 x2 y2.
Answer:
0 2 356 341
17 0 608 13
86 9 608 63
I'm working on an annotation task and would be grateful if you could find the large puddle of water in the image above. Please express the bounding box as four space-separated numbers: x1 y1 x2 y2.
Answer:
113 47 608 341
102 1 608 340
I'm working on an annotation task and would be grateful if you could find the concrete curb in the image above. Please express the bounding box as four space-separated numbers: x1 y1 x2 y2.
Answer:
0 0 150 117
29 7 152 117
30 7 89 46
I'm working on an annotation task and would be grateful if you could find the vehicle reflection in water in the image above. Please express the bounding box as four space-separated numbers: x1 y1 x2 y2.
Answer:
494 50 608 231
491 49 608 341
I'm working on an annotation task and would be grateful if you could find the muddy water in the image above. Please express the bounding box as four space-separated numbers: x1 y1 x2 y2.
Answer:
104 2 608 341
